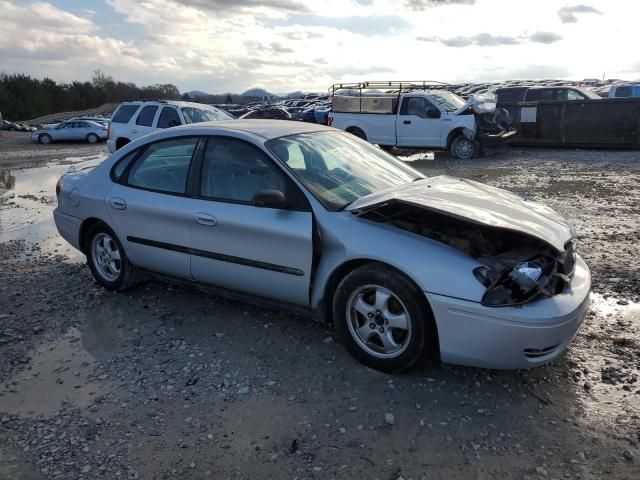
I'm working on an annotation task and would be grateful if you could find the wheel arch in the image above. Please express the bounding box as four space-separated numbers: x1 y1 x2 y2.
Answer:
345 125 367 140
445 127 466 149
320 258 441 359
79 217 111 254
115 137 131 150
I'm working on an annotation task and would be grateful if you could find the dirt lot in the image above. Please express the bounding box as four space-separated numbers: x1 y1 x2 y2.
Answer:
1 131 639 479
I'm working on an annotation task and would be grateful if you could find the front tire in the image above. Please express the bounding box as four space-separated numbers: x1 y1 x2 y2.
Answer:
86 223 138 291
38 133 52 144
450 135 476 160
333 264 437 372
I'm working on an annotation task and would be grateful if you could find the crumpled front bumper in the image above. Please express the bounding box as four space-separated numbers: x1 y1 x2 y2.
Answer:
478 128 517 148
426 254 591 369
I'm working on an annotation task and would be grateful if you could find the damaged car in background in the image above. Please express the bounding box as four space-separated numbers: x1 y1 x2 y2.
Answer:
328 81 516 159
53 120 589 373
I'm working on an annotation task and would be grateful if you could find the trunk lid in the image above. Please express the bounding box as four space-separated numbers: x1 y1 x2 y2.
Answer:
347 176 575 252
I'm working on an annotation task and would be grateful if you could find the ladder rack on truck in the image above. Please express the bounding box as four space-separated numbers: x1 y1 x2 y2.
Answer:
329 81 450 114
328 81 449 96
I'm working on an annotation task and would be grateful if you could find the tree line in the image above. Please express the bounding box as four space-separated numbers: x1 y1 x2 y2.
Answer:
0 71 267 121
0 70 181 121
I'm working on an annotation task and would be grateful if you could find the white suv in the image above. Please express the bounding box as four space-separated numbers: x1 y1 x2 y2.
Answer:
107 100 233 153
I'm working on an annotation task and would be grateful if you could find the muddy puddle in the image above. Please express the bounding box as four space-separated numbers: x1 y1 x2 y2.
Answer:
0 154 104 260
577 293 640 422
0 328 109 418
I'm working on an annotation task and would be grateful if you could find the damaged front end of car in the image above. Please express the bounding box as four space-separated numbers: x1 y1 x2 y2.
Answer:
356 201 576 307
455 93 517 148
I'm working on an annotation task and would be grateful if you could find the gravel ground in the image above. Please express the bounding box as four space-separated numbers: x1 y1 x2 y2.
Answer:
0 132 639 479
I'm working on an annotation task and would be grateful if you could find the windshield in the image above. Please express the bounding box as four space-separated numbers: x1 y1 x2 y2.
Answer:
267 131 422 211
574 87 601 100
181 106 232 123
429 91 466 112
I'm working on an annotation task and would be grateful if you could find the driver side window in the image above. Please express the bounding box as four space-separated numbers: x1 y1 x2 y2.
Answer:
199 138 287 203
400 97 436 118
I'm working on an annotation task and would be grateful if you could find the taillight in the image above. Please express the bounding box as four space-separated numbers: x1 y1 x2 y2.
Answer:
327 115 333 126
55 177 62 197
107 122 111 138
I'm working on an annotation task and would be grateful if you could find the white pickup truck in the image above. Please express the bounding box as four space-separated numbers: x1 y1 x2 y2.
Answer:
328 87 515 160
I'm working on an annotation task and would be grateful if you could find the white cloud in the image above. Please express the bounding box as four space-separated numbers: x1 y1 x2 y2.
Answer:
0 0 637 93
558 4 602 23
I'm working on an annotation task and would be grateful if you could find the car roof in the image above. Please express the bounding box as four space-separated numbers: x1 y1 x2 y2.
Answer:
166 119 333 140
119 100 218 109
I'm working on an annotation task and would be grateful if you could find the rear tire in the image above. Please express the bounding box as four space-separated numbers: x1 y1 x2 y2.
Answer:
332 264 437 373
346 127 367 141
85 222 138 291
86 133 99 144
38 133 52 144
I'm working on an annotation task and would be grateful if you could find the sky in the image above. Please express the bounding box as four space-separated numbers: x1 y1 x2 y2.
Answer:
0 0 638 94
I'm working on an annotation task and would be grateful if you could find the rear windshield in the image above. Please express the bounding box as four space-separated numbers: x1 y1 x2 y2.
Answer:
112 105 140 123
181 107 232 123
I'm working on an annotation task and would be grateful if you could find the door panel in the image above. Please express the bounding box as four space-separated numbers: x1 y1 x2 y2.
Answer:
106 185 193 278
132 105 160 141
396 97 442 147
105 137 200 279
189 200 313 305
189 136 313 306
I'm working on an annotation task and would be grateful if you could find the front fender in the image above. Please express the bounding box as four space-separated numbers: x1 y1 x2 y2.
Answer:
310 212 485 314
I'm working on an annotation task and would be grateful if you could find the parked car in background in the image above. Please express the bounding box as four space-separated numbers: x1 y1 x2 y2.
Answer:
53 120 589 372
329 82 515 160
608 84 640 98
69 115 111 126
239 107 292 120
107 100 232 153
495 85 640 148
31 120 107 144
299 108 317 123
494 86 601 104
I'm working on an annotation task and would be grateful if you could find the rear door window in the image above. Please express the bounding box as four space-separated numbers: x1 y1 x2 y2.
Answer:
127 138 198 194
156 107 182 128
525 89 555 102
496 89 525 103
615 86 632 97
136 106 158 126
112 105 140 123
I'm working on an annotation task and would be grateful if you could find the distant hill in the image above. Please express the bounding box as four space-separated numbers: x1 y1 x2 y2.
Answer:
242 87 274 98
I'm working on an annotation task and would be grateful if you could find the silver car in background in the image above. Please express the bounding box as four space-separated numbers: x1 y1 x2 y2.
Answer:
53 120 590 372
32 120 108 144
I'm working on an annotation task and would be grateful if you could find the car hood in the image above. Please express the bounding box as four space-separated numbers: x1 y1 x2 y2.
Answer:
454 93 497 115
346 176 575 252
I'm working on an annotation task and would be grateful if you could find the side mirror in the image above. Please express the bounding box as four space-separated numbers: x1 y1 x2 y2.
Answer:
426 108 441 119
252 189 287 209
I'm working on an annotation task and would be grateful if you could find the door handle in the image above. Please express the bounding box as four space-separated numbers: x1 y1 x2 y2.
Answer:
195 213 217 227
109 197 127 210
131 129 138 134
403 120 411 124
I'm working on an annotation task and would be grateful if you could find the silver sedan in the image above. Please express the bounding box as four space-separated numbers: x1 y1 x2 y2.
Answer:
32 120 108 144
53 120 590 372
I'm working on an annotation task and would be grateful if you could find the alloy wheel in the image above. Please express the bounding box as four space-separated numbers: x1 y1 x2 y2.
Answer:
91 232 122 282
346 285 412 359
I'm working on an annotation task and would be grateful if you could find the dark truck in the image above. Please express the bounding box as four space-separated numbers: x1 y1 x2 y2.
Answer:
495 86 640 148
